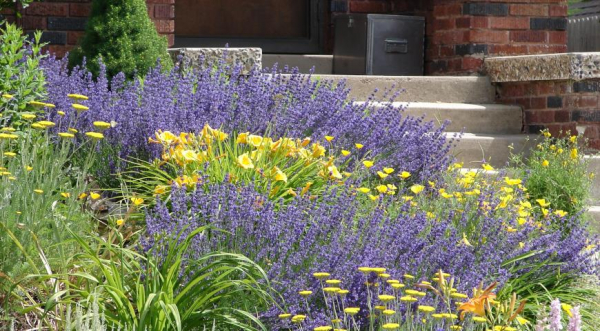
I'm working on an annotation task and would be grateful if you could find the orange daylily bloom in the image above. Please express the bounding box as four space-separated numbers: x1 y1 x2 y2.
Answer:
458 282 497 319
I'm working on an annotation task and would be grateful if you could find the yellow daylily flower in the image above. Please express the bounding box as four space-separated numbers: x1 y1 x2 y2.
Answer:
237 153 254 169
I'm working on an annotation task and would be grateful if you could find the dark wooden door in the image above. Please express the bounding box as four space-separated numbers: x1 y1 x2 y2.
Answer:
174 0 321 53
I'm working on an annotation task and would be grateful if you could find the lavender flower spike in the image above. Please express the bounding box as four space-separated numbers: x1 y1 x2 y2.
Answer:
550 298 563 331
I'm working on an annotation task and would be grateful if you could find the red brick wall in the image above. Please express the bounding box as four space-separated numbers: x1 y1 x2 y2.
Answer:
496 79 600 148
1 0 174 58
427 0 568 75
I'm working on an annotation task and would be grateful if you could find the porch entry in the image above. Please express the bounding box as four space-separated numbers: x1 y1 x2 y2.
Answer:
174 0 322 53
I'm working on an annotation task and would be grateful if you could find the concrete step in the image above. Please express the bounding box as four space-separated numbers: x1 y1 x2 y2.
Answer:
361 102 522 134
587 206 600 234
314 75 496 103
263 54 333 74
586 155 600 205
446 133 534 168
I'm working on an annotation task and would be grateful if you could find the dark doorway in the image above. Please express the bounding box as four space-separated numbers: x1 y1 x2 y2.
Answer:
174 0 322 53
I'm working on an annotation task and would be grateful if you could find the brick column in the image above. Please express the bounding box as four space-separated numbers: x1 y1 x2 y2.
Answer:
427 0 568 75
2 0 174 58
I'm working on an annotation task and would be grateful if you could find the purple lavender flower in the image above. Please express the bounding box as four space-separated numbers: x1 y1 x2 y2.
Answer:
550 298 563 331
39 55 453 182
567 306 581 331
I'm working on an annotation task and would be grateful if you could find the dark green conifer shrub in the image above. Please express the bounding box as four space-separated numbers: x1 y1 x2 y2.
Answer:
69 0 172 79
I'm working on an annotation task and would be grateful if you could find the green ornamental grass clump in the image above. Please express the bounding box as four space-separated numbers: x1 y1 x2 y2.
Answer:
69 0 172 79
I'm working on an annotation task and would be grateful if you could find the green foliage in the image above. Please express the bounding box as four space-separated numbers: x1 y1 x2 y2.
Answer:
23 226 272 331
510 131 590 228
69 0 173 80
0 118 96 286
0 22 47 118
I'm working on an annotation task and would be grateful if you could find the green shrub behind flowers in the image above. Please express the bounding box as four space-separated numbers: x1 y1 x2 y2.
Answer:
510 130 591 229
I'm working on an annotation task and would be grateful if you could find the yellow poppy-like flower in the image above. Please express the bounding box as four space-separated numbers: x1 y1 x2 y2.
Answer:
247 134 263 148
93 121 111 130
69 128 79 133
116 219 124 226
313 272 330 279
291 315 306 323
493 327 516 331
131 197 144 206
324 135 334 142
154 185 167 195
378 294 395 302
356 187 371 194
368 194 379 200
376 171 387 179
410 184 425 194
482 163 494 171
237 153 254 169
90 192 101 200
561 303 573 318
57 111 66 116
355 143 364 149
536 199 550 207
554 210 568 217
68 94 89 100
362 160 374 168
343 307 360 315
278 313 292 319
3 152 16 157
400 295 417 302
85 132 104 140
32 189 44 195
473 316 487 323
418 305 435 313
60 192 71 198
399 171 411 179
391 283 405 289
2 93 13 99
570 148 578 160
339 150 351 157
516 316 529 325
542 160 549 167
72 103 89 112
327 165 343 179
314 326 332 331
326 279 341 285
78 192 88 199
234 132 248 144
58 132 75 139
22 114 37 120
376 185 388 194
26 166 33 171
504 177 521 186
299 290 313 297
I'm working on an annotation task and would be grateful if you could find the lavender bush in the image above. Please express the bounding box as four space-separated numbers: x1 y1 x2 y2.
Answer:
143 183 597 329
38 55 454 183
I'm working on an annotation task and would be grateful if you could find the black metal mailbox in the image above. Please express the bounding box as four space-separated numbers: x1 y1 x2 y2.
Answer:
333 14 425 76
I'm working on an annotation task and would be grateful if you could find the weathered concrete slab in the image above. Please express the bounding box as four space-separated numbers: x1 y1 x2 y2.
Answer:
168 48 262 74
312 75 496 103
446 133 535 168
263 54 333 74
485 52 600 82
358 102 523 134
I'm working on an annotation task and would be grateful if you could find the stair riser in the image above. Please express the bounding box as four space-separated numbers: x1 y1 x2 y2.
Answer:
263 54 333 74
363 102 522 134
586 156 600 205
446 134 534 168
315 75 496 103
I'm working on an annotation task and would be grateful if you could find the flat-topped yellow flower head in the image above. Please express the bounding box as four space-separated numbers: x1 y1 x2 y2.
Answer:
85 132 104 140
68 94 89 101
343 307 360 315
72 103 89 113
313 272 330 279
